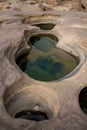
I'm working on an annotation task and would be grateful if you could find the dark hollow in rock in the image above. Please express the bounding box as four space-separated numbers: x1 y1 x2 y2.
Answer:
81 4 86 9
3 84 58 123
15 110 48 121
79 87 87 115
32 23 55 30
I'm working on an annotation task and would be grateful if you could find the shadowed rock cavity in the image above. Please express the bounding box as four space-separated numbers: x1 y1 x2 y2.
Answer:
79 87 87 115
15 110 48 121
3 85 60 122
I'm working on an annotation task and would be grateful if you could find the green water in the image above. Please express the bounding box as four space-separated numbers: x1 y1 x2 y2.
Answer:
32 23 55 30
16 34 78 81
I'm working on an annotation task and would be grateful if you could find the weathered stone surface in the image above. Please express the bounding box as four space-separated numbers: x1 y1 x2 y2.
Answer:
0 0 87 130
0 8 87 129
0 0 87 11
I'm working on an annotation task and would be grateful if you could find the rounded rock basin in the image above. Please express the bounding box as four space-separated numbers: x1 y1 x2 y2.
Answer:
3 85 59 121
16 34 78 82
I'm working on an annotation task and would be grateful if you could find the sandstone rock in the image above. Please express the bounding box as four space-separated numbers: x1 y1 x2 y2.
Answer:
0 0 87 130
0 9 86 129
0 0 87 11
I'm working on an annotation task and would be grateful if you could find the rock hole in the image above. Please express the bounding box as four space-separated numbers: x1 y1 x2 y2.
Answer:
79 87 87 115
16 33 78 81
81 4 86 9
32 23 55 30
15 110 48 121
3 85 60 122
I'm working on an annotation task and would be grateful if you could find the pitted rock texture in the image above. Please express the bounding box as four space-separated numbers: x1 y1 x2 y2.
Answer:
0 9 87 130
0 0 87 11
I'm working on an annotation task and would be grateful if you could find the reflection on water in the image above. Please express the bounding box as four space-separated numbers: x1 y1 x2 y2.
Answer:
25 56 65 81
16 34 78 81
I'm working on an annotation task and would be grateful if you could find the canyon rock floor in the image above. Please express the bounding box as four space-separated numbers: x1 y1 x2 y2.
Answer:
0 0 87 130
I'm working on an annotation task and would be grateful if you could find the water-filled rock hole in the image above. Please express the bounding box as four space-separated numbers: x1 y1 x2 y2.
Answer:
32 23 55 30
15 110 48 121
79 87 87 115
16 34 78 81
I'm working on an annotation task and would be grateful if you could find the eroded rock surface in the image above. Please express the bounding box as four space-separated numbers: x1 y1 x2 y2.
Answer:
0 0 87 130
0 0 87 11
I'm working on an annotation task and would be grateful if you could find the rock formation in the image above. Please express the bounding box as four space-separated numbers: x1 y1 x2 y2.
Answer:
0 0 87 130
